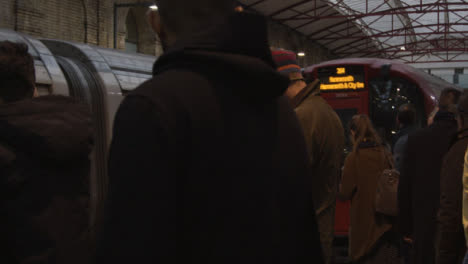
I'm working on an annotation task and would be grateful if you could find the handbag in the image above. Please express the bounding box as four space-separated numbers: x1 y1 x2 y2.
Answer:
375 150 399 216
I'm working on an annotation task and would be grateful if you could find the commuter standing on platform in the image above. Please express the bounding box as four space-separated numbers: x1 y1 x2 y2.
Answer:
435 93 468 264
393 104 417 172
0 41 94 264
339 115 401 263
97 1 324 263
462 147 468 264
398 88 462 264
272 49 345 264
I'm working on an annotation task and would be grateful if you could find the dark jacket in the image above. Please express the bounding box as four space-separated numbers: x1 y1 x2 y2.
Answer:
97 13 324 264
398 112 459 264
0 96 93 264
392 125 416 149
393 125 417 172
435 129 468 264
339 143 393 261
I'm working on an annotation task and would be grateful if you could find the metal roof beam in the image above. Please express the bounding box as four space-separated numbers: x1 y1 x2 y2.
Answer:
330 38 374 53
388 0 417 44
245 0 268 8
268 0 314 17
288 0 346 30
313 24 468 41
307 2 466 37
335 38 468 56
319 25 362 39
279 3 468 21
277 4 330 22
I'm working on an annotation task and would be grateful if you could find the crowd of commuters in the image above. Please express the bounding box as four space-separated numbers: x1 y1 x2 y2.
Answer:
1 0 468 264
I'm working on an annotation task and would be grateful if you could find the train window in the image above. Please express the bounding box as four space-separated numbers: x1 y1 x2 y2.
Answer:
369 77 425 144
125 10 139 53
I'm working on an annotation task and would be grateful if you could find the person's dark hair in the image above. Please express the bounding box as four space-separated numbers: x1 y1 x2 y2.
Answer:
439 88 462 111
155 0 236 35
349 114 382 153
397 104 416 126
0 41 35 103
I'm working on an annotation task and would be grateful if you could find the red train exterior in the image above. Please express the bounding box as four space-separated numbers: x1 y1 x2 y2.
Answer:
303 58 461 236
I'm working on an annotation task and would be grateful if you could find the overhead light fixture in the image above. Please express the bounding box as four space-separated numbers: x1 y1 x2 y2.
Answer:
149 5 158 10
298 52 306 57
400 46 406 51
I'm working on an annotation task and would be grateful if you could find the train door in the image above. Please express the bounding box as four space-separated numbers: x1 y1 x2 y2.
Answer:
322 92 369 236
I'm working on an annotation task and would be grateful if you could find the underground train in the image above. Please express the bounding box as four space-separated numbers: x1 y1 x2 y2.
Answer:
304 58 461 256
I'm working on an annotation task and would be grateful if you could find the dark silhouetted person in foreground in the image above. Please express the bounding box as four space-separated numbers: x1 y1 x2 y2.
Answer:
272 49 344 264
97 1 324 263
398 88 462 264
0 41 93 263
393 104 417 171
435 92 468 264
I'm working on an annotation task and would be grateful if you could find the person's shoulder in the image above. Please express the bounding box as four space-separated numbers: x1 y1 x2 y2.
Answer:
407 127 429 141
132 69 213 99
395 134 409 147
298 95 335 114
447 137 468 159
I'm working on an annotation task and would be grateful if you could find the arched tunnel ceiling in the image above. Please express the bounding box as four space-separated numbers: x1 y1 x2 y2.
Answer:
238 0 468 64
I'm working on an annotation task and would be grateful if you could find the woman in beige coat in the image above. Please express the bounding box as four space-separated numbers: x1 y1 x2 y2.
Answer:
339 115 401 263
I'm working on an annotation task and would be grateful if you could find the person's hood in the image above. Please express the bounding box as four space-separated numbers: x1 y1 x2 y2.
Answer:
153 12 289 101
0 96 93 165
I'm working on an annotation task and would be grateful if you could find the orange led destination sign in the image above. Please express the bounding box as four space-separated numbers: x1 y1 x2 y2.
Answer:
320 82 365 90
320 67 365 91
337 67 346 74
329 76 355 83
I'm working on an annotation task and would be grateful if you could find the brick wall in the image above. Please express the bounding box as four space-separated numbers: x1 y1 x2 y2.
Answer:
0 0 333 64
15 0 86 43
0 0 15 29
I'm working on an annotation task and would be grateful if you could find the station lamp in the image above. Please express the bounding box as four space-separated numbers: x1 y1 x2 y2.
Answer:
150 5 158 10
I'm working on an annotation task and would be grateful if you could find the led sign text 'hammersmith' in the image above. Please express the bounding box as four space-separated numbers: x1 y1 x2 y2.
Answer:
320 67 365 91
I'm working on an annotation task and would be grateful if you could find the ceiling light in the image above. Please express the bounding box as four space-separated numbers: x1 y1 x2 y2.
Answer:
149 5 158 10
298 52 306 57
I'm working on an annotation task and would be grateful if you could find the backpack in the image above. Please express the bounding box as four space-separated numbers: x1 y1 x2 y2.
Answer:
375 151 400 216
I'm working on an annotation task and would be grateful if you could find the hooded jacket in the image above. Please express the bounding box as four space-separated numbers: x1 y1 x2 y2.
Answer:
0 96 93 264
97 12 324 264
